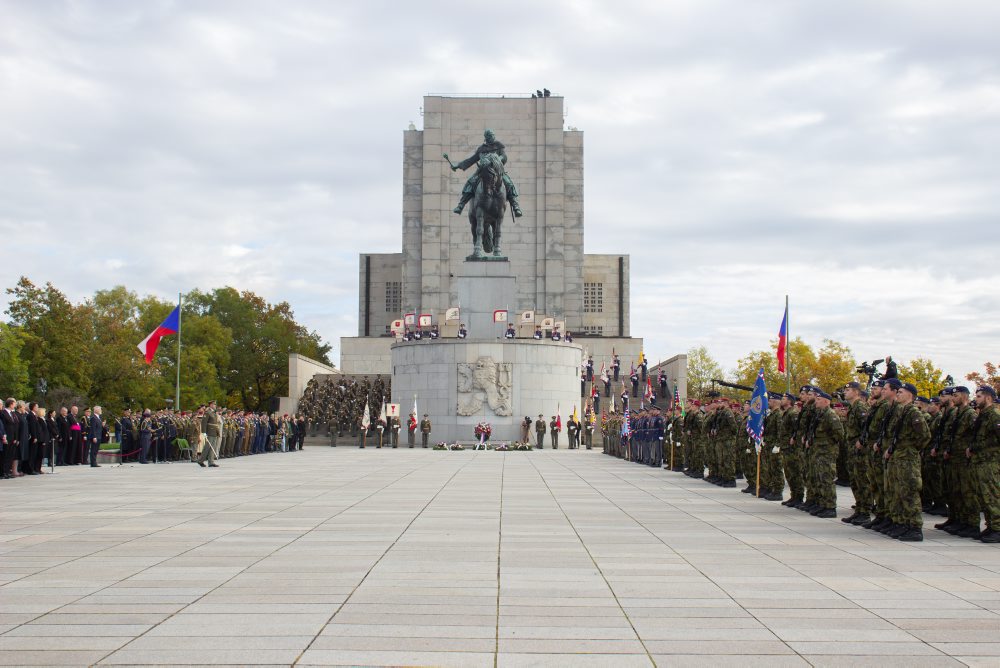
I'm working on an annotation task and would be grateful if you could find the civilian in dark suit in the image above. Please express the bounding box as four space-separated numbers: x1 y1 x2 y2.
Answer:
17 402 31 475
26 402 43 474
88 406 104 467
1 399 18 478
56 407 70 465
67 406 82 465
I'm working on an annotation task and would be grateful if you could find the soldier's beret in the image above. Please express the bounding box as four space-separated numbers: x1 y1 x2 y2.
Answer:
814 389 831 400
767 392 782 400
883 378 902 390
844 381 862 390
799 385 811 393
899 382 917 396
978 386 997 399
872 379 885 388
916 396 930 404
783 393 796 401
860 390 869 398
930 397 941 404
940 387 954 396
954 386 970 394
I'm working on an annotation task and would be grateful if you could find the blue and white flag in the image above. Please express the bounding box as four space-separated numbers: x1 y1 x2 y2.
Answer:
746 367 767 453
621 407 631 440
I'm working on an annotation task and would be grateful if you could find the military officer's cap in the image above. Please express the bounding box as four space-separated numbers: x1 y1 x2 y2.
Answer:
939 387 954 396
953 385 970 394
883 378 902 390
538 414 543 418
977 386 997 399
872 379 885 388
900 382 918 396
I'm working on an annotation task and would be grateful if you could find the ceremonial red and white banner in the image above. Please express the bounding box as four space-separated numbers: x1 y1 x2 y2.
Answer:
404 313 415 326
445 307 460 321
540 316 554 329
418 313 432 327
390 319 404 335
386 403 400 418
520 310 535 323
554 320 565 332
493 309 508 323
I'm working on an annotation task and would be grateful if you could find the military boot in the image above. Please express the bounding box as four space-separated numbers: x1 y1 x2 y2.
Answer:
897 527 924 542
955 524 983 539
934 517 957 531
453 193 472 214
850 513 871 525
979 530 1000 543
841 512 860 524
815 508 837 519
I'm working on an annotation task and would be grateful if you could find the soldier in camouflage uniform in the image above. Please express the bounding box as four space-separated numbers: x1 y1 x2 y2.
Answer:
805 389 843 518
880 382 930 540
861 380 894 529
684 400 705 478
796 386 819 511
969 386 1000 542
780 393 804 506
841 382 871 524
937 386 980 537
759 393 785 501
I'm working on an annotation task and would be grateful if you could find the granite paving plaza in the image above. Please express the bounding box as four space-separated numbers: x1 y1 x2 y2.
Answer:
2 449 1000 667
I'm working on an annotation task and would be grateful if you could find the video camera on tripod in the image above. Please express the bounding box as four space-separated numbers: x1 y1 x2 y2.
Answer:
855 359 885 391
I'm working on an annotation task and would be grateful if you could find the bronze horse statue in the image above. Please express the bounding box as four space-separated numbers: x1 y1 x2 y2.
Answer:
468 152 507 259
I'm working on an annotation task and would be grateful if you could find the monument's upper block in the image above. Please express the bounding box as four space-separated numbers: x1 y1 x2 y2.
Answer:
357 95 629 341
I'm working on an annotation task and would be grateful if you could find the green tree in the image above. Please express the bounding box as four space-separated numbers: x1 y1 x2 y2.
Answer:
898 357 947 397
0 323 31 398
686 346 723 399
813 339 856 392
5 277 93 399
732 337 822 394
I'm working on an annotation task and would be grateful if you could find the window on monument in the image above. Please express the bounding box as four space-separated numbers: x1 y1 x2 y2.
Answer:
583 326 603 336
584 282 604 313
385 281 401 313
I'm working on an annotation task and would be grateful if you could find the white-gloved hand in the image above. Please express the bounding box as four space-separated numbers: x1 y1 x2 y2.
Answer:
771 446 780 454
745 448 751 454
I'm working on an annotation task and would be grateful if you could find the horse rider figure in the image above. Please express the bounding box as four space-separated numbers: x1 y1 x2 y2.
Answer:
450 129 524 218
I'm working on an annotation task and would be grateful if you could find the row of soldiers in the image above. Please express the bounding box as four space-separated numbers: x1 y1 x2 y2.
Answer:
604 381 1000 543
297 375 389 438
117 408 307 463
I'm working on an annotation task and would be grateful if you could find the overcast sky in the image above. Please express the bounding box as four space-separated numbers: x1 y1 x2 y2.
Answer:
2 0 997 384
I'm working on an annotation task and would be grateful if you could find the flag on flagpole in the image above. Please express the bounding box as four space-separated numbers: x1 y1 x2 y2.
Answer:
556 404 562 431
361 402 371 430
413 394 418 420
621 406 631 439
137 306 180 364
673 384 683 415
600 363 608 384
644 377 653 403
777 305 788 373
571 405 578 422
747 367 767 452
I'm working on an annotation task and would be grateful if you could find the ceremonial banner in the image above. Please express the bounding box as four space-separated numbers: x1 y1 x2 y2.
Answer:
404 312 416 326
540 317 554 329
747 367 767 452
554 320 565 332
386 403 400 418
362 403 371 430
137 305 180 364
390 319 404 335
493 309 508 323
520 310 535 324
777 306 788 373
445 307 461 321
418 314 432 327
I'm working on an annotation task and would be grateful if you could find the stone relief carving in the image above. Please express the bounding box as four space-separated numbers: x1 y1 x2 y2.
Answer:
457 356 513 416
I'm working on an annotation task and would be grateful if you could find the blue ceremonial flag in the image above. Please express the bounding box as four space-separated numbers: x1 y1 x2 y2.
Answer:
746 367 767 452
621 407 631 440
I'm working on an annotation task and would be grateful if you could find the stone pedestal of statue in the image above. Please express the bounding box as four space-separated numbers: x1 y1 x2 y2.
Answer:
450 261 516 338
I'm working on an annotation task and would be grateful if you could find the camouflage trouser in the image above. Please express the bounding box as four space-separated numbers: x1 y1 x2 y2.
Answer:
887 454 922 528
922 456 943 506
973 454 1000 532
836 439 850 482
783 446 804 500
743 445 757 488
803 447 817 504
719 440 736 481
848 445 871 513
764 449 784 495
688 438 704 476
868 449 887 516
946 457 980 526
812 450 838 509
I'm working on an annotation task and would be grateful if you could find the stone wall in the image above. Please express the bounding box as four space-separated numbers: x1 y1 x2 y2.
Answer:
340 337 393 375
390 338 583 444
278 353 339 415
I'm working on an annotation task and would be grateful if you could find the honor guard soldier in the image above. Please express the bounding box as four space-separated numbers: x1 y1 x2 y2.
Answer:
533 326 543 340
551 327 561 342
407 412 417 447
535 415 547 448
429 325 439 340
651 408 665 467
413 328 422 341
586 356 594 382
567 414 580 449
612 354 621 382
457 323 468 339
420 414 432 447
630 368 639 397
139 410 153 464
620 388 629 412
390 415 400 448
404 328 414 341
549 416 561 448
970 386 1000 543
504 323 516 339
564 331 573 343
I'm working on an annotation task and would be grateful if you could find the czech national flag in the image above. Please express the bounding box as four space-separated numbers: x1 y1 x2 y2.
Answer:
137 306 179 364
777 306 788 373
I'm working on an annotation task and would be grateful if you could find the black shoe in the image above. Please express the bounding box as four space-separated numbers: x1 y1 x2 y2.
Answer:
897 527 923 542
841 512 859 524
765 492 783 501
809 505 825 516
741 486 754 494
872 517 892 532
886 524 910 538
877 522 898 535
850 514 871 526
208 463 220 468
198 461 206 467
781 498 799 507
91 464 100 467
934 518 956 530
860 518 877 529
815 508 836 519
802 502 820 513
979 530 1000 543
955 525 982 539
721 479 737 488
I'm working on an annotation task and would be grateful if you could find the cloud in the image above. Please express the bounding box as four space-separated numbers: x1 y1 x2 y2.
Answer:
0 0 997 385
